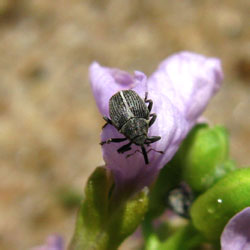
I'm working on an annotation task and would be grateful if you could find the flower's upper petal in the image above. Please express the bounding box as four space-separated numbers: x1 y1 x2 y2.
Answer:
221 207 250 250
148 51 223 123
89 52 223 191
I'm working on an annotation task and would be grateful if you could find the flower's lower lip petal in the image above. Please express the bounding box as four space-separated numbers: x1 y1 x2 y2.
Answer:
221 207 250 250
110 69 134 85
89 63 148 117
89 63 134 116
101 126 149 180
101 94 188 191
132 71 148 95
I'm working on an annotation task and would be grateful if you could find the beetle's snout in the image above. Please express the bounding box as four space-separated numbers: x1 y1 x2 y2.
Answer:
133 135 147 146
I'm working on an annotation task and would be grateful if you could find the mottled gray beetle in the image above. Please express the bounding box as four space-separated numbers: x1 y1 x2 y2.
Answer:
100 90 162 164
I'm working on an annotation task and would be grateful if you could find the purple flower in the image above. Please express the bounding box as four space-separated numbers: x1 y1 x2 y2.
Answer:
89 51 223 192
31 235 64 250
221 207 250 250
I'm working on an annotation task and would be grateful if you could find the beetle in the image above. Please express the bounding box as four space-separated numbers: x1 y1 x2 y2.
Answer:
100 89 162 164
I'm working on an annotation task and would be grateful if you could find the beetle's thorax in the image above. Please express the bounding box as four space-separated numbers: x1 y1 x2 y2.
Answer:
120 118 148 145
109 90 149 130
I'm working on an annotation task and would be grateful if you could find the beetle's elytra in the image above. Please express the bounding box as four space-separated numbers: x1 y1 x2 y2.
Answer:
100 90 162 165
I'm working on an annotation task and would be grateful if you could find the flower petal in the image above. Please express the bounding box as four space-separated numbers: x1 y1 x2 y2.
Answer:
89 62 147 117
148 51 223 123
221 207 250 250
89 51 223 192
31 235 64 250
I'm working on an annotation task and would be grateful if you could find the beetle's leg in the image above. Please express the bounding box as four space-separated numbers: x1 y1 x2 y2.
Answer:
147 100 153 113
100 137 127 145
141 145 149 164
144 92 153 113
148 113 157 127
102 116 113 129
146 136 161 144
117 142 132 154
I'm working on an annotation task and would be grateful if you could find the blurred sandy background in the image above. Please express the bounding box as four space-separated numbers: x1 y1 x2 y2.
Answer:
0 0 249 249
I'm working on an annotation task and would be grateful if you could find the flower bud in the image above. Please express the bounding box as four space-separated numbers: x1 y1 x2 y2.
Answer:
190 168 250 240
176 124 236 193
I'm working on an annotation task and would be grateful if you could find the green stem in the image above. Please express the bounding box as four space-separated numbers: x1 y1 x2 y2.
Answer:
142 217 154 241
159 223 204 250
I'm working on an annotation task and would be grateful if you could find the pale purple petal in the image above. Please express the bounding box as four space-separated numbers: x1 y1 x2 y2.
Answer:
31 235 64 250
89 62 147 117
148 51 223 123
221 207 250 250
89 51 223 192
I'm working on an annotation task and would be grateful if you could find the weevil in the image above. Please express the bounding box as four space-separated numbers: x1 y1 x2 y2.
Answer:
100 89 163 164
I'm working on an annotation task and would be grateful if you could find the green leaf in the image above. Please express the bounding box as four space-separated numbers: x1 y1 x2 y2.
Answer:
191 168 250 240
70 167 149 250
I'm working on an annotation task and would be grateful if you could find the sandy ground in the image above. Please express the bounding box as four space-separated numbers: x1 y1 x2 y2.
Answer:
0 0 249 249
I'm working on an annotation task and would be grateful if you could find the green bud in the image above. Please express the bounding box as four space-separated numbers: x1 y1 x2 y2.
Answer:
190 168 250 240
70 167 148 250
177 124 236 193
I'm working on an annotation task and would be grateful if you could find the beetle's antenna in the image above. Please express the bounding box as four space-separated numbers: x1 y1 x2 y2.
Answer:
126 147 149 164
126 147 163 157
147 148 164 154
141 145 149 165
126 150 142 158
